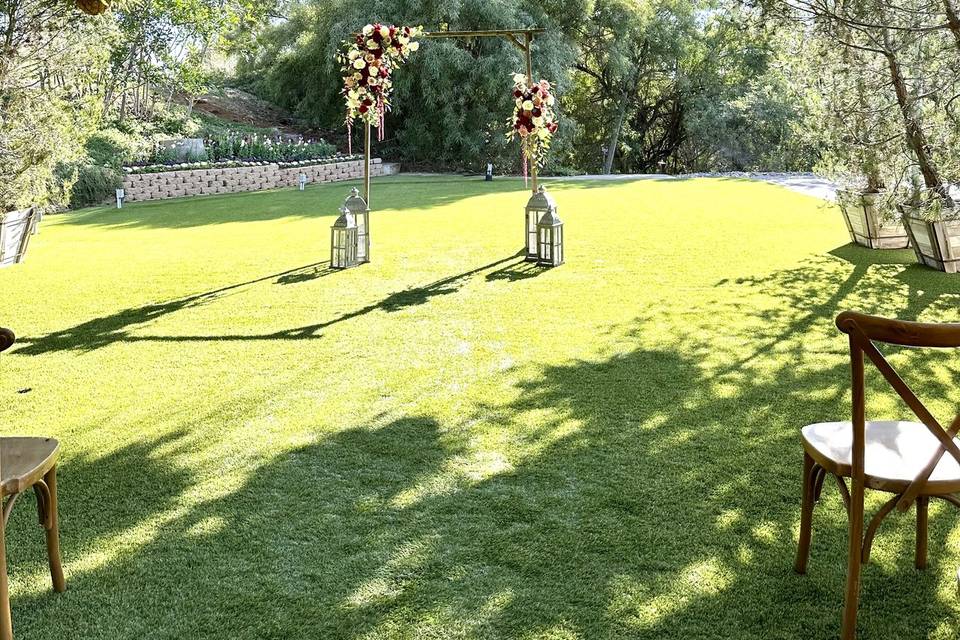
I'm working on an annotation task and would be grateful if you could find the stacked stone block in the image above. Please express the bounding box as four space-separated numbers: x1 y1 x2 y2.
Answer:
122 158 385 203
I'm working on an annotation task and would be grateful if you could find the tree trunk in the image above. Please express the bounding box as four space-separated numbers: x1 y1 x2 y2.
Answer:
883 39 953 204
603 89 629 175
945 0 960 53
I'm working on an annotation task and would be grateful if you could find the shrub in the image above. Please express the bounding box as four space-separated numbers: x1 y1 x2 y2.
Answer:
85 128 150 167
66 163 122 209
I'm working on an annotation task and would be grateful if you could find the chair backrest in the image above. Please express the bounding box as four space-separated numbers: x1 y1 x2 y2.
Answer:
836 311 960 511
0 206 37 267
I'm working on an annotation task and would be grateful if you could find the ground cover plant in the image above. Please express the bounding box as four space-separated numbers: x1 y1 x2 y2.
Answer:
1 177 960 639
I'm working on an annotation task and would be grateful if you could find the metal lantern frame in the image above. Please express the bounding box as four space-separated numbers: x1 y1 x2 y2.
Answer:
343 188 370 264
536 207 564 267
330 207 359 269
525 186 557 261
352 27 546 211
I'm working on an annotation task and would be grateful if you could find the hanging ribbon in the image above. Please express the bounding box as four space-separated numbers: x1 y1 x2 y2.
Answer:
523 147 528 189
347 119 353 155
378 100 385 143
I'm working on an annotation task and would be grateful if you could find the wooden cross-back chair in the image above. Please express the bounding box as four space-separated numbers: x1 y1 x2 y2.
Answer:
0 328 65 640
795 311 960 640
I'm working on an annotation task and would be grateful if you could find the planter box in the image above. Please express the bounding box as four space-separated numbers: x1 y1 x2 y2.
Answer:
837 190 910 249
901 205 960 273
0 207 38 268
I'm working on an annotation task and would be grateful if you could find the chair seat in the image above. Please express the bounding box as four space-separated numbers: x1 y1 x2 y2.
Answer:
1 437 59 496
802 421 960 493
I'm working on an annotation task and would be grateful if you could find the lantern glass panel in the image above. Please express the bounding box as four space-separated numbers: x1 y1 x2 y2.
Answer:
526 210 539 259
345 189 370 263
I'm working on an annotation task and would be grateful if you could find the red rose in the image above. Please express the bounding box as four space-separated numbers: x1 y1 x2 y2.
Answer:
514 90 522 98
359 104 369 114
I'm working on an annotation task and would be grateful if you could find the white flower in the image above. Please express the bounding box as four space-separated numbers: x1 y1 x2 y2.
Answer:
368 76 379 86
538 128 550 139
522 100 534 111
513 73 527 85
547 95 555 106
533 116 544 127
353 58 366 70
408 41 419 51
398 35 410 45
349 49 361 60
379 26 390 38
363 25 374 36
367 39 378 49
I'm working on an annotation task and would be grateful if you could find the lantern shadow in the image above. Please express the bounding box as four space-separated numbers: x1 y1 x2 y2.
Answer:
274 262 339 285
485 258 549 282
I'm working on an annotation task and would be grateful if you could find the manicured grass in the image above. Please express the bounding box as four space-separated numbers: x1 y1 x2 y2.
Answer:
2 175 960 639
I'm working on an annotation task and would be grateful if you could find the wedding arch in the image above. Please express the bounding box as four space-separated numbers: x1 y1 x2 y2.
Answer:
343 26 548 207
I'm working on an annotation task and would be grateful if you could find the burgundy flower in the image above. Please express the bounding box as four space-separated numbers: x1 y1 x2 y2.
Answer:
514 90 522 98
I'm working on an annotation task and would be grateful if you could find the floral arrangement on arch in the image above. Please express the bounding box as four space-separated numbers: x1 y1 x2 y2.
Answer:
338 23 423 147
508 73 559 176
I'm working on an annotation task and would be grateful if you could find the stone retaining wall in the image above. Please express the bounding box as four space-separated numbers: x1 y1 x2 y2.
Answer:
122 158 384 203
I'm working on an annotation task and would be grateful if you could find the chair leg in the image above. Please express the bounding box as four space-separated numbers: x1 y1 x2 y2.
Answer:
841 477 865 640
0 504 11 640
41 467 65 593
915 496 929 571
795 452 816 574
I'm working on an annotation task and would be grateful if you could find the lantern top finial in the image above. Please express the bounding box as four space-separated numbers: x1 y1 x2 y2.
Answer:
537 208 562 226
344 187 368 211
332 207 356 228
526 185 556 211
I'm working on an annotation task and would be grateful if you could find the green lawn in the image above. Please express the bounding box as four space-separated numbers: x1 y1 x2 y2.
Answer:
2 175 960 639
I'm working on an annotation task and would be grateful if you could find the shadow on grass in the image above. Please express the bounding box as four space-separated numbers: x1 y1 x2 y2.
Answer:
14 262 328 355
10 244 960 638
484 258 549 282
63 177 536 230
16 253 523 354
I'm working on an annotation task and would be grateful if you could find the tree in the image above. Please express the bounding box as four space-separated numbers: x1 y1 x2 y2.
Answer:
238 0 585 171
768 0 959 206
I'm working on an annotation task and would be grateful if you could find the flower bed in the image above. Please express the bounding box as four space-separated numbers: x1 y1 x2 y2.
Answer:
124 155 363 175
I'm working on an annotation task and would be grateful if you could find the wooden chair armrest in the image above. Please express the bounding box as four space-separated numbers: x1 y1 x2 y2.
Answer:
837 311 960 348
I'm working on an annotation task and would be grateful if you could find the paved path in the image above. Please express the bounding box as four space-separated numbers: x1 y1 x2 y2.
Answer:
542 171 839 201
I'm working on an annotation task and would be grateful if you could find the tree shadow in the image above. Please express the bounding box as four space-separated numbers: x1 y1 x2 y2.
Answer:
13 263 328 355
64 177 538 230
9 244 960 638
14 254 522 354
9 417 456 639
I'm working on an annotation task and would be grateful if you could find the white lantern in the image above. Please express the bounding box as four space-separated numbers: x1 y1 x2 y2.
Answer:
330 207 358 269
299 173 307 191
116 188 125 209
536 206 564 267
343 188 370 263
525 186 556 261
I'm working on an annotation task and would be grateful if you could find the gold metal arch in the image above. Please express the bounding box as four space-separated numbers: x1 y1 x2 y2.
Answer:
355 28 546 207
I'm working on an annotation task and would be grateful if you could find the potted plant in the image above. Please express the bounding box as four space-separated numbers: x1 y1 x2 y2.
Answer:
836 179 910 250
899 177 960 273
0 207 39 268
812 41 911 249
